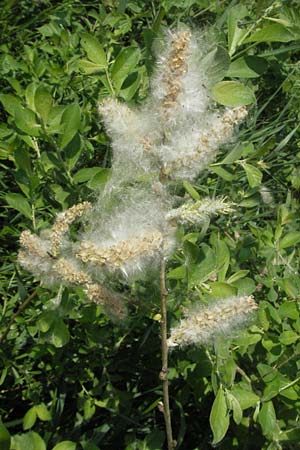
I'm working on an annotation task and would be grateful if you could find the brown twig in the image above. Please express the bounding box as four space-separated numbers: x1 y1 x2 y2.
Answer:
159 251 175 450
0 291 37 344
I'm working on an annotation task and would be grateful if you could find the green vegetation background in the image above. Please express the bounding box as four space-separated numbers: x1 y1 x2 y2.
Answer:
1 0 300 449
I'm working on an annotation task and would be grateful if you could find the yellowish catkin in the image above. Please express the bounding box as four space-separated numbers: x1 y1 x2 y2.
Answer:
168 295 258 348
53 258 128 320
162 30 191 110
52 257 91 286
19 230 49 258
166 197 233 225
51 202 92 255
84 283 128 320
76 231 163 269
168 106 247 177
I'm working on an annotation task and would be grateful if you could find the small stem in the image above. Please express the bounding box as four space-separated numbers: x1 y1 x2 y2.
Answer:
236 365 252 384
105 69 116 97
0 291 37 344
159 251 175 450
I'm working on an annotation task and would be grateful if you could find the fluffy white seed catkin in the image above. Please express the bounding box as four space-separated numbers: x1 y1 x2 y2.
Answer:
51 202 92 255
18 230 58 285
76 231 163 270
84 283 128 321
51 258 128 320
158 106 248 180
166 197 233 225
168 295 258 348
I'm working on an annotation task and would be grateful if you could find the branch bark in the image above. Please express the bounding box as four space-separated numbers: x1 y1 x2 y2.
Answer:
159 251 175 450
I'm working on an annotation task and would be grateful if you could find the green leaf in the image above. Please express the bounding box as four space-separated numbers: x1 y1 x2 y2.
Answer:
81 33 107 68
34 86 52 123
210 282 237 299
209 388 230 444
35 404 51 421
279 232 300 249
212 81 255 107
227 56 268 78
227 5 249 56
83 399 96 420
278 301 298 319
12 431 46 450
210 166 234 181
0 93 22 116
64 133 82 170
219 144 244 164
188 246 216 287
60 104 81 149
282 278 300 299
87 169 110 190
227 270 249 284
246 24 295 43
231 386 259 409
262 377 281 402
215 239 230 281
23 407 37 430
50 319 70 348
183 180 200 200
242 163 262 187
231 395 243 425
37 311 56 333
76 59 106 74
203 46 230 83
0 417 11 450
14 147 32 174
52 441 77 450
232 277 256 295
111 47 141 92
73 167 105 183
119 71 141 101
15 107 40 136
5 193 32 218
227 392 243 424
279 330 299 346
25 83 38 111
167 265 186 280
258 401 280 439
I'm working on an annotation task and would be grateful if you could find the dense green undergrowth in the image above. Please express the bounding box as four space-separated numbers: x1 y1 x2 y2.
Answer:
1 1 300 449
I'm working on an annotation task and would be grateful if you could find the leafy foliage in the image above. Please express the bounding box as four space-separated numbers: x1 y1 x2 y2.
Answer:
1 1 300 449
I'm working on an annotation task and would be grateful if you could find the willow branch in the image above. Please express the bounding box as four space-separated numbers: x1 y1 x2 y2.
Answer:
159 251 175 450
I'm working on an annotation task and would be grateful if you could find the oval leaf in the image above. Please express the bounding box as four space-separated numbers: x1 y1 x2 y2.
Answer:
6 193 32 219
242 163 262 188
12 431 46 450
50 319 70 348
227 56 268 78
212 81 255 107
35 404 52 421
52 441 77 450
258 401 279 438
81 33 107 68
203 46 230 83
23 407 37 430
60 104 81 149
246 24 295 43
34 86 52 123
15 107 40 136
209 388 230 444
111 47 141 92
279 232 300 249
0 417 11 450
